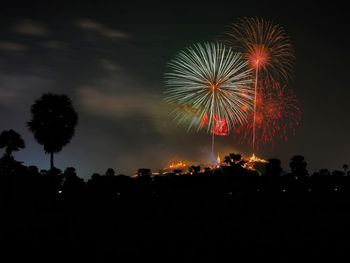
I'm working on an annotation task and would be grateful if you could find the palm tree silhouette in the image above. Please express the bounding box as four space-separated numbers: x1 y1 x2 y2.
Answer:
0 129 25 157
28 93 78 170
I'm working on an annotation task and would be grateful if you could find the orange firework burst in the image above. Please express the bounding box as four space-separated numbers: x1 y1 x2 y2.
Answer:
225 17 294 82
234 79 301 149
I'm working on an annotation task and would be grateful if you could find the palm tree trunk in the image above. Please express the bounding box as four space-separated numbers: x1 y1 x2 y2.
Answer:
6 148 11 157
50 152 54 170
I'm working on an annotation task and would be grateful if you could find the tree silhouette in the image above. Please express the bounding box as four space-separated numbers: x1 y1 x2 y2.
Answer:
343 164 348 173
224 153 242 165
189 165 200 174
27 93 78 170
0 129 25 157
137 168 151 177
224 155 231 165
230 153 242 162
319 168 331 177
290 155 308 177
64 167 77 178
265 158 282 177
105 168 115 177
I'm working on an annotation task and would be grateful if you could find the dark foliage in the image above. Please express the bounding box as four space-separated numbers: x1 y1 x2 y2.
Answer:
0 129 25 157
1 154 350 262
27 93 78 169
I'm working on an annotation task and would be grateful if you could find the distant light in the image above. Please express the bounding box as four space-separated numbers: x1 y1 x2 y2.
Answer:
256 188 260 192
308 188 312 192
117 192 120 196
167 161 188 170
58 190 62 194
334 187 338 192
228 192 233 195
282 189 286 192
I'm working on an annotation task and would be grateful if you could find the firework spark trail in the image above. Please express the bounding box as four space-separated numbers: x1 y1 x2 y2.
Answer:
252 63 259 151
224 17 295 152
164 42 254 154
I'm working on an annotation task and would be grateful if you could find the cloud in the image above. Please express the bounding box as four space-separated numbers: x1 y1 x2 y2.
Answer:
98 59 122 72
13 19 49 36
0 72 54 122
76 19 131 39
77 19 101 30
102 29 130 39
78 86 158 117
43 40 67 50
0 41 28 52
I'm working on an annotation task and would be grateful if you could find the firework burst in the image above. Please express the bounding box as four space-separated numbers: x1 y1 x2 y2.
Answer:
234 79 301 149
224 17 294 82
164 42 254 134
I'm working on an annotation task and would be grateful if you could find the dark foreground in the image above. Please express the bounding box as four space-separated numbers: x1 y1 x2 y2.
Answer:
1 162 350 262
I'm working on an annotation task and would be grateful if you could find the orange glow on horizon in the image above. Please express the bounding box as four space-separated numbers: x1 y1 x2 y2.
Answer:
166 161 187 170
242 153 268 170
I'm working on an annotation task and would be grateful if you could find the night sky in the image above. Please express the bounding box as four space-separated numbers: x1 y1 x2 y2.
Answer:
0 1 349 178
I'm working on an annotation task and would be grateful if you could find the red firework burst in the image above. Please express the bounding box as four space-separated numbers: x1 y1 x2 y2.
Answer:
200 113 228 136
234 79 301 149
225 17 294 82
212 115 228 136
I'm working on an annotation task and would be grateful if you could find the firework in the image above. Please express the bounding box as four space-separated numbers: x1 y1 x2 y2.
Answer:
199 113 228 136
224 17 294 82
164 42 254 133
212 115 228 136
234 79 301 149
164 42 254 154
224 17 294 151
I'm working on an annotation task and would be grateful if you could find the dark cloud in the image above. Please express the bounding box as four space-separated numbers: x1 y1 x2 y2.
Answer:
97 59 122 72
76 18 131 40
43 40 68 50
0 73 54 111
13 19 49 36
0 41 28 52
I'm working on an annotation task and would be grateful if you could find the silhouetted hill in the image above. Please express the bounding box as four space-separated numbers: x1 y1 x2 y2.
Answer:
1 155 350 262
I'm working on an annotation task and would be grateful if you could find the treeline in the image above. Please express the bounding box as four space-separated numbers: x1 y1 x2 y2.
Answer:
1 151 349 207
1 152 350 262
